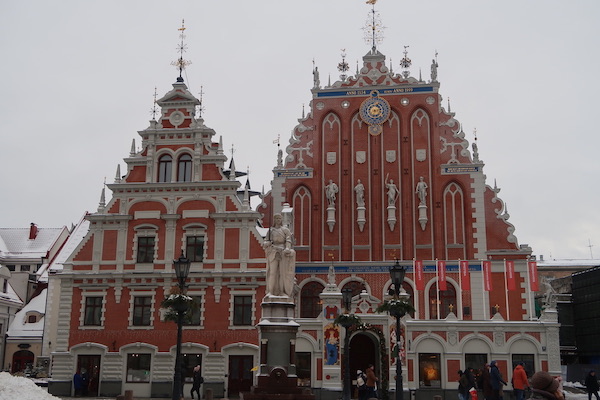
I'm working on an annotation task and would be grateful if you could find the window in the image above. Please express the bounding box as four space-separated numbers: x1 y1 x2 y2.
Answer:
28 315 37 323
428 282 457 319
186 236 205 262
84 296 103 326
136 237 155 263
300 281 324 318
182 353 202 383
184 296 202 326
178 154 192 182
20 265 31 272
6 265 15 271
296 352 311 387
419 353 441 388
126 353 151 382
341 280 366 298
2 279 7 293
133 296 152 326
158 154 173 182
233 295 252 326
465 353 487 376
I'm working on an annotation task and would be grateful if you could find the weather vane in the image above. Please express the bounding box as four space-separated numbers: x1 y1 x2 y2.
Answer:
150 86 159 121
337 49 349 81
171 19 192 81
400 45 412 78
196 86 205 118
363 0 384 50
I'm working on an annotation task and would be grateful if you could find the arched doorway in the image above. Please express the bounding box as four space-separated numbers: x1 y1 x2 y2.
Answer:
349 331 381 394
12 350 34 373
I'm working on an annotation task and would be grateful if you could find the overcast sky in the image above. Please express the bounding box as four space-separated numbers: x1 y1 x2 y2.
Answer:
1 1 598 261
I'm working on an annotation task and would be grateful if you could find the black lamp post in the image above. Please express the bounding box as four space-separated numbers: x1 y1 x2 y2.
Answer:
172 251 191 400
341 288 353 400
389 260 407 400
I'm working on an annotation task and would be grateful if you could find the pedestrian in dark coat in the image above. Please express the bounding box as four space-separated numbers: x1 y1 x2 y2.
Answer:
585 370 600 400
73 371 83 396
191 365 204 399
479 364 493 400
490 361 507 400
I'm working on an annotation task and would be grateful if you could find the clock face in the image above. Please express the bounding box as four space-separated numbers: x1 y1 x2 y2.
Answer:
359 90 391 127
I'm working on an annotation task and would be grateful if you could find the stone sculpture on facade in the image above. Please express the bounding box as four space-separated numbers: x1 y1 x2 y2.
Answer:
416 176 429 231
325 179 339 232
355 179 366 232
384 175 399 231
263 213 296 298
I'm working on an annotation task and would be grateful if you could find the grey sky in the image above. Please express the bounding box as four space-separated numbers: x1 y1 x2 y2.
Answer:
1 1 598 260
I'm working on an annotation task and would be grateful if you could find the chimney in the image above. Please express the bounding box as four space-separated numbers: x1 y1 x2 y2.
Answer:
29 223 38 240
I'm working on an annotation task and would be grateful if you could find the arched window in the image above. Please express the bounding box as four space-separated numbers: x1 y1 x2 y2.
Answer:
428 282 457 319
401 282 416 318
12 350 34 373
158 154 172 182
300 281 324 318
341 280 366 298
178 153 192 182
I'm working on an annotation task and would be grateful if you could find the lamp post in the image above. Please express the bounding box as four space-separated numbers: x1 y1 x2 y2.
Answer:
341 288 353 400
389 260 408 400
172 251 191 400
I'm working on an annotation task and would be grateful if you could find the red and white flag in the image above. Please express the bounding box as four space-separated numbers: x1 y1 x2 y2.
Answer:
528 261 539 291
482 261 492 291
437 260 447 291
415 260 424 290
505 260 517 291
459 260 471 291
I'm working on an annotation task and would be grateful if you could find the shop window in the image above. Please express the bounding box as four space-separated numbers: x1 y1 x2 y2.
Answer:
178 154 192 182
419 353 441 388
133 296 152 326
84 296 103 326
512 354 535 377
186 236 205 262
296 352 311 387
233 295 252 326
182 353 202 383
126 353 151 382
158 154 172 182
300 281 324 318
136 237 155 263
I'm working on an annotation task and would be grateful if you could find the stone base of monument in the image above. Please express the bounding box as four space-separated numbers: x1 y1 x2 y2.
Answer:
239 296 315 400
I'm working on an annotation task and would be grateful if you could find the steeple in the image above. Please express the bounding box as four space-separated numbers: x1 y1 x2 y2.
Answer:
171 19 191 83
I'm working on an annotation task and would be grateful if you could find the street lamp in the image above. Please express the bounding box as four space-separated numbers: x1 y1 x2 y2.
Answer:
172 251 191 400
389 260 408 400
341 288 353 400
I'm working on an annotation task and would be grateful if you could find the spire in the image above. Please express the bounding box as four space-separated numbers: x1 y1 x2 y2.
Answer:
114 164 121 183
472 128 480 162
302 104 305 119
338 49 349 81
447 96 452 113
229 157 237 181
400 45 412 79
197 85 205 119
130 139 136 156
171 19 192 83
218 136 223 155
97 180 106 214
150 87 159 121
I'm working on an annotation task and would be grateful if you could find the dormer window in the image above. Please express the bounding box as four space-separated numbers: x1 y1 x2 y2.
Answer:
28 315 37 323
178 153 192 182
158 154 173 182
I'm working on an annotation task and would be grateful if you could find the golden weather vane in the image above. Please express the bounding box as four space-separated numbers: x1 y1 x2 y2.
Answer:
171 19 192 81
363 0 384 50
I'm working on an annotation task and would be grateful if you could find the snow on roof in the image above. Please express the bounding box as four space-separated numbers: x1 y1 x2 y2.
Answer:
6 289 46 338
0 280 24 306
537 258 600 268
0 227 66 259
39 215 89 281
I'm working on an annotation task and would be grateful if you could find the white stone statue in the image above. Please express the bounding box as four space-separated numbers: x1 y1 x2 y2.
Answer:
354 179 365 207
313 66 320 89
431 58 438 82
385 176 398 206
325 179 339 207
415 176 428 205
263 213 296 297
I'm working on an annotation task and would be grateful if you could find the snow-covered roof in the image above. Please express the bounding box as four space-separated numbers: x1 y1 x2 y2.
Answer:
537 258 600 268
39 216 89 280
0 227 66 260
6 288 46 338
0 280 24 306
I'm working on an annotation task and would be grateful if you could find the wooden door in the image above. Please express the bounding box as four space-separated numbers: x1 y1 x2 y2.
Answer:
228 355 253 398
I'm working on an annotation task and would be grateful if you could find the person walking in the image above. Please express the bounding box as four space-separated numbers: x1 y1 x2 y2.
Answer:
512 362 529 400
585 370 600 400
190 365 204 399
530 370 564 400
479 364 493 400
365 364 379 399
489 361 507 400
357 369 368 400
458 370 469 400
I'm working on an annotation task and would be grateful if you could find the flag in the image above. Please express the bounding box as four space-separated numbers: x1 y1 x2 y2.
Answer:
459 260 471 291
437 260 447 291
415 260 424 290
482 261 492 291
528 261 539 291
505 260 516 291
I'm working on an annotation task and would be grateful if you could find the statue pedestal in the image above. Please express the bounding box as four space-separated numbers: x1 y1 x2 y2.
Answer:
357 206 366 232
418 204 428 231
241 297 315 400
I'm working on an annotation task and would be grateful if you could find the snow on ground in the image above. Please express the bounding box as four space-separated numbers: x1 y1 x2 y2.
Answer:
0 372 59 400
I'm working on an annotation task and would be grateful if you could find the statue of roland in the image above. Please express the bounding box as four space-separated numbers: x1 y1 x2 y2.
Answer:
263 213 296 298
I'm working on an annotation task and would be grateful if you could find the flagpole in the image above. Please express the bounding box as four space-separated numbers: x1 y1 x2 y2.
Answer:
458 259 462 317
435 259 441 319
526 256 533 320
481 260 487 319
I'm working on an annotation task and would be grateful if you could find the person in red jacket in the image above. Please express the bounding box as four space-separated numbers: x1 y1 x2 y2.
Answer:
512 362 530 400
